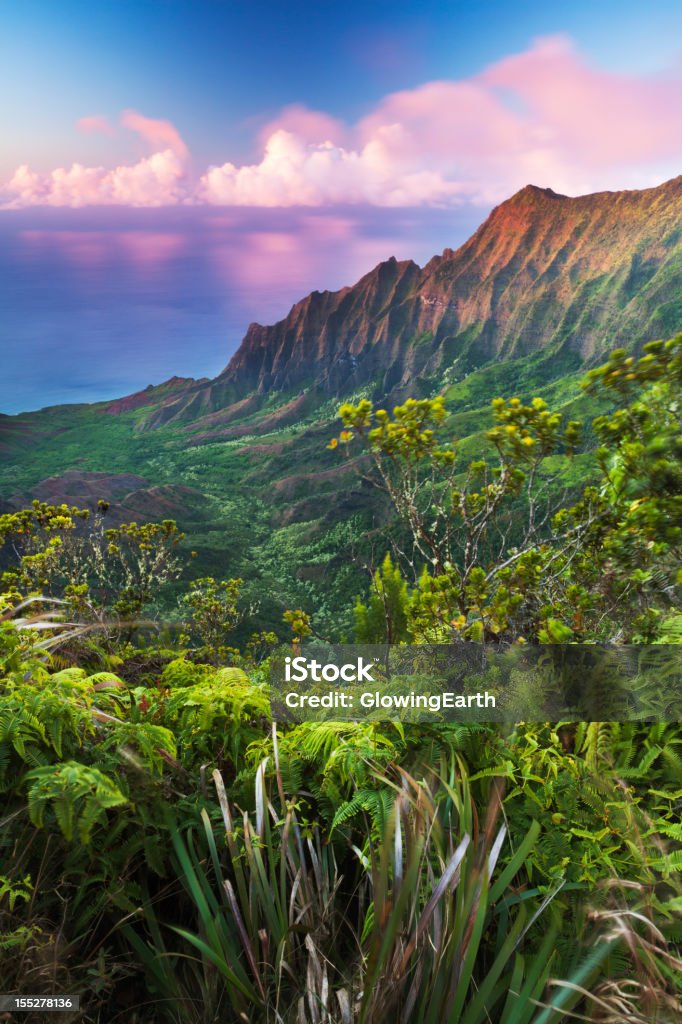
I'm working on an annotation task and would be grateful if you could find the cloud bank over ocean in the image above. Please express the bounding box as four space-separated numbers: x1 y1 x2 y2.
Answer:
4 36 681 210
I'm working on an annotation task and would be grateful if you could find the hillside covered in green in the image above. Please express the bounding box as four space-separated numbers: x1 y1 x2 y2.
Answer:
1 178 680 639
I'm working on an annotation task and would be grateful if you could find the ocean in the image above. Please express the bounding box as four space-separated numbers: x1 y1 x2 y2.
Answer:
0 204 481 414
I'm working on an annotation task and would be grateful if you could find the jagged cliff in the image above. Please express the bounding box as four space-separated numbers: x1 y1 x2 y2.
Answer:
218 176 682 395
118 176 681 429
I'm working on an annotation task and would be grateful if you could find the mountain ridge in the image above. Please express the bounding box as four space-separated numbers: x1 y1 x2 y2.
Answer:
133 175 680 429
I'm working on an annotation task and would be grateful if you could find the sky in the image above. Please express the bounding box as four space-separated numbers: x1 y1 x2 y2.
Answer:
1 0 681 412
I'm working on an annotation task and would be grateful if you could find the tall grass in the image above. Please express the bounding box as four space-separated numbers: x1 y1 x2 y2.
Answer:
123 737 627 1023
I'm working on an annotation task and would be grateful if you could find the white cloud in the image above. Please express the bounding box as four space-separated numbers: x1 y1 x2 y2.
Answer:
198 128 463 207
2 151 187 208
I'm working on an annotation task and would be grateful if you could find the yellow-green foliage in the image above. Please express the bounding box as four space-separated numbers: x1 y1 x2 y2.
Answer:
334 336 682 643
0 500 184 618
156 661 270 764
0 339 680 1017
354 552 410 643
181 576 244 663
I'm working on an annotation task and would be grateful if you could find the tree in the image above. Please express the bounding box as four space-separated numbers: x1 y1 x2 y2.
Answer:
331 336 682 643
333 393 583 641
181 576 244 664
576 336 682 639
0 501 185 622
282 608 313 645
354 551 410 643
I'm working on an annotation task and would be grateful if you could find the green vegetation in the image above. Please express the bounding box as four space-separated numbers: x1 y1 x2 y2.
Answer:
0 350 603 640
0 338 681 1020
345 338 681 645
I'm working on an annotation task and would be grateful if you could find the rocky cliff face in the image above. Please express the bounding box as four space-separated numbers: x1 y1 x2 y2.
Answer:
217 176 682 397
223 256 421 395
133 176 681 428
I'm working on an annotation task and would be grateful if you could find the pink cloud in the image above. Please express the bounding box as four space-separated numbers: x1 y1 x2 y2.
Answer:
198 38 682 207
107 150 187 204
76 114 114 135
120 109 188 159
481 35 682 167
353 35 682 201
6 165 48 206
258 104 349 147
3 38 681 209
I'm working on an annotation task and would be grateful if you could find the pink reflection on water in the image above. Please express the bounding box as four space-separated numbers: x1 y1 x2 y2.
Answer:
207 212 416 311
18 229 113 267
114 231 186 266
18 227 187 269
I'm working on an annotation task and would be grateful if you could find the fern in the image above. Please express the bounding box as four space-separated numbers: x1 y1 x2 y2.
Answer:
581 722 616 770
655 822 682 842
648 848 682 875
159 670 269 767
0 874 32 911
654 614 682 643
100 721 177 776
25 761 128 843
331 787 393 837
161 657 212 688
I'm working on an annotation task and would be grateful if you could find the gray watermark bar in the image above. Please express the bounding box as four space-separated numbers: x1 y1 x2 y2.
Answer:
270 644 682 723
0 996 80 1012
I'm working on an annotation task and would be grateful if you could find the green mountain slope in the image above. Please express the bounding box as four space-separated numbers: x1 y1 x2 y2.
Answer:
1 176 680 634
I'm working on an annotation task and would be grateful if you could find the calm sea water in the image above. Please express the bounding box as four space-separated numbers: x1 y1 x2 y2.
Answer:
0 205 481 414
